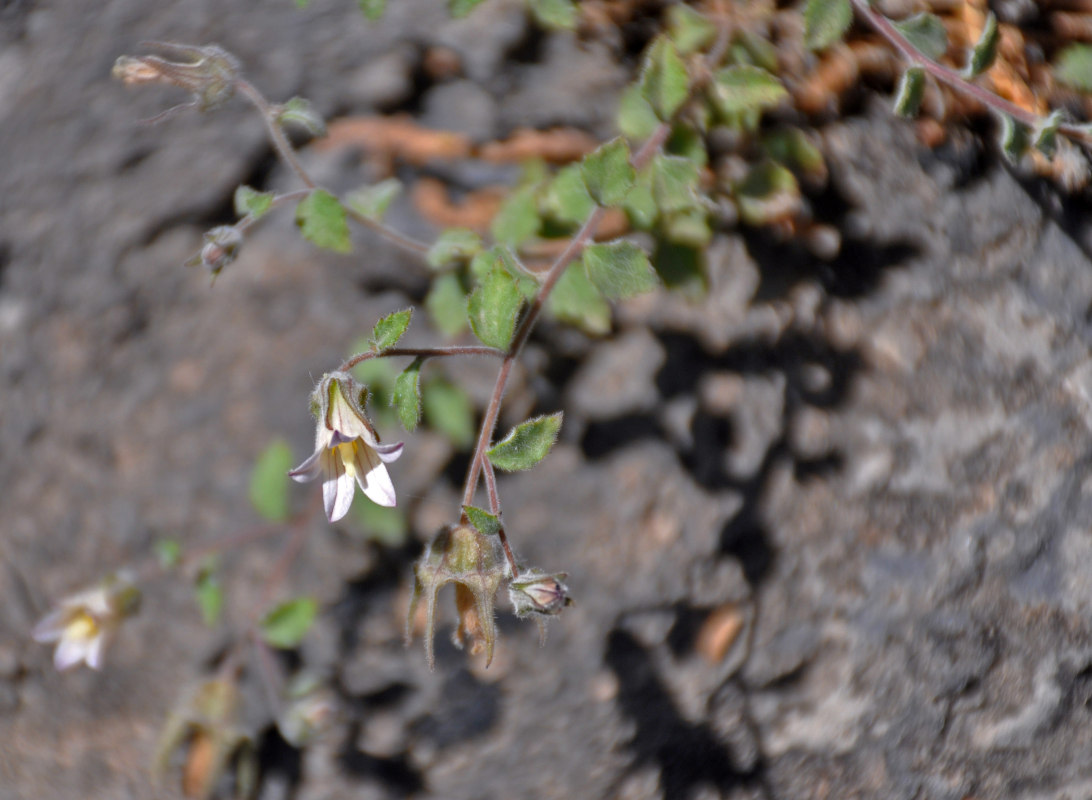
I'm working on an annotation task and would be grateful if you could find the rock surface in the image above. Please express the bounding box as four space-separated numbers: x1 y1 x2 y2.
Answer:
4 2 1092 800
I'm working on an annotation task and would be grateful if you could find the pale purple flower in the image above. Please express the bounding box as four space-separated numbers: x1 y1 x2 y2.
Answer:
290 371 403 522
33 576 140 671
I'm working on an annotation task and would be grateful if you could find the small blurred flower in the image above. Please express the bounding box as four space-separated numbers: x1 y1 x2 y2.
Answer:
185 226 242 280
508 570 572 618
112 42 240 117
32 573 140 671
278 671 338 747
290 371 403 522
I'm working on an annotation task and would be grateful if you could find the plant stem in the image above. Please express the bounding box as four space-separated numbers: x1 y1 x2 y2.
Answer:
340 345 505 372
234 189 312 235
481 460 520 578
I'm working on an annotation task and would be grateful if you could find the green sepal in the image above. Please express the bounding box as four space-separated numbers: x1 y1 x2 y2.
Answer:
964 12 999 77
393 357 423 432
582 138 635 207
804 0 852 52
891 13 948 61
527 0 577 30
893 67 926 118
426 272 469 337
234 186 274 220
249 439 294 522
462 505 502 537
427 228 483 269
260 597 319 649
296 190 351 254
423 377 476 449
277 97 327 137
667 5 716 55
346 178 401 221
583 240 658 300
709 65 787 118
487 412 564 472
639 37 690 121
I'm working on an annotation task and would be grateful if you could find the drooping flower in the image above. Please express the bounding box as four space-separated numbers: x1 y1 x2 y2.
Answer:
32 573 140 671
289 371 403 523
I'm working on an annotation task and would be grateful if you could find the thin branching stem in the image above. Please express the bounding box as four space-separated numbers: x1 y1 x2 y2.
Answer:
340 345 504 372
234 189 312 235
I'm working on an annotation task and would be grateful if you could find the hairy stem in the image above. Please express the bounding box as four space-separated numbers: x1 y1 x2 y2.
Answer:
340 345 504 372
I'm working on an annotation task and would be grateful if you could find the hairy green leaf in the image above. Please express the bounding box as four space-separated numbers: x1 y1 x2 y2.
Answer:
893 67 926 118
463 505 502 537
487 412 563 472
427 228 482 269
234 185 274 220
492 185 541 247
583 240 657 300
542 164 596 227
640 37 690 121
423 378 476 448
709 66 787 117
1033 109 1066 157
1055 44 1092 92
891 13 948 61
651 154 700 214
998 113 1029 164
617 85 661 141
623 170 658 230
296 190 351 253
965 12 999 77
662 208 712 248
582 138 635 207
371 308 412 352
547 262 612 334
653 239 707 296
761 128 825 177
249 439 294 522
260 597 319 649
667 5 716 55
528 0 577 30
346 178 401 221
360 0 386 19
426 272 469 337
468 263 522 350
393 357 423 432
278 97 327 137
804 0 852 51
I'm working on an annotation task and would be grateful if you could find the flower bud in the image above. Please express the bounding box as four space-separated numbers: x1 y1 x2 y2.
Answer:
406 524 505 669
185 225 242 279
508 570 572 618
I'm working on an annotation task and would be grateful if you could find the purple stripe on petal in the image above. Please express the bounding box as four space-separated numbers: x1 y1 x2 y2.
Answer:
320 449 341 521
330 468 355 522
373 441 404 464
289 448 323 483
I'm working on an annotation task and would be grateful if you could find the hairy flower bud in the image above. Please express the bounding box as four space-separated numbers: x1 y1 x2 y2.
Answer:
185 226 242 278
508 570 572 618
113 42 240 114
406 524 505 669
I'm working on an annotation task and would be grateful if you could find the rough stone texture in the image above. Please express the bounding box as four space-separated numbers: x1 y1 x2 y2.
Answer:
6 2 1092 800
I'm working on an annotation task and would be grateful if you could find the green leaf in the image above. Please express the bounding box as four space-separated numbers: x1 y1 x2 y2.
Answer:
667 5 716 55
761 128 825 176
346 178 401 221
662 208 712 248
735 161 800 226
582 138 635 207
277 97 327 137
155 539 182 570
487 412 563 472
651 154 701 214
371 308 412 352
462 505 502 537
234 186 274 220
296 190 351 254
427 228 482 269
640 37 690 121
527 0 577 30
998 113 1029 164
260 597 319 649
622 170 658 230
964 12 999 77
491 185 541 247
653 239 707 295
449 0 485 17
485 245 538 297
1055 44 1092 92
735 30 780 73
249 439 294 522
393 357 423 431
804 0 852 52
468 263 523 350
617 84 661 141
891 13 948 61
423 377 476 448
583 240 657 300
426 272 469 337
547 262 611 334
709 66 787 117
893 67 926 118
1033 109 1066 157
359 0 386 19
194 570 223 628
542 164 596 227
353 496 407 545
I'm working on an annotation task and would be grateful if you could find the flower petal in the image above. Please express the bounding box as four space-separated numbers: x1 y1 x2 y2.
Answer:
320 448 342 521
32 610 67 643
373 441 404 464
323 447 356 522
84 633 108 670
289 448 324 483
354 445 397 507
53 637 90 671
